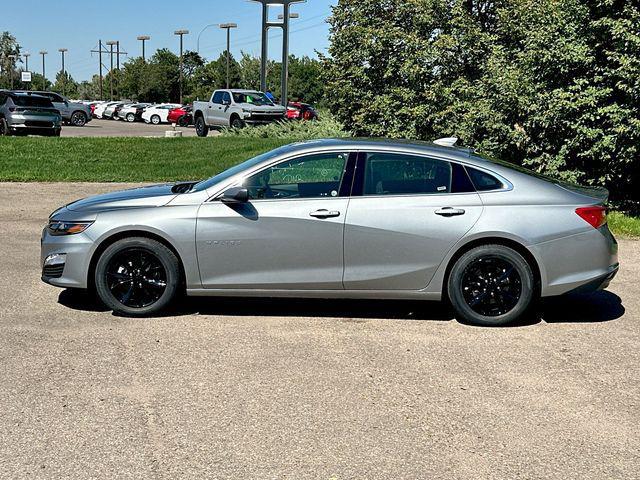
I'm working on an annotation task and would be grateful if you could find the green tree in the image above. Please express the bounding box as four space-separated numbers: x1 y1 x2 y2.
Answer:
322 0 640 201
52 71 79 97
0 31 21 89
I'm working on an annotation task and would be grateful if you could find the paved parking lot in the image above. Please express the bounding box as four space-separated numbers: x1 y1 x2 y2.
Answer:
61 119 215 138
1 182 638 479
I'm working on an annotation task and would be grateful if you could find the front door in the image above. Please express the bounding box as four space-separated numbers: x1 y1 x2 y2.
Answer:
343 152 483 290
196 151 354 289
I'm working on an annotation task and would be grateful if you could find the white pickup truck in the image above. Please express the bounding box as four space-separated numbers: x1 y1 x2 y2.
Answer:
193 89 287 137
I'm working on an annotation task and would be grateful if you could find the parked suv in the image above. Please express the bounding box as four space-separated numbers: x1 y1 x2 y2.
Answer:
14 91 92 127
0 91 62 136
193 89 286 136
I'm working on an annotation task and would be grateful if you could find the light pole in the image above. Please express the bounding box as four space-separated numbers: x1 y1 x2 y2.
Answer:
58 48 68 95
250 0 305 106
23 52 30 72
106 41 117 100
219 23 238 89
7 54 16 90
196 24 219 54
174 29 189 104
137 35 150 62
39 51 48 90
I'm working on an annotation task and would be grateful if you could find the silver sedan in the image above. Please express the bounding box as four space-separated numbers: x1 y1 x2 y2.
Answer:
41 139 619 326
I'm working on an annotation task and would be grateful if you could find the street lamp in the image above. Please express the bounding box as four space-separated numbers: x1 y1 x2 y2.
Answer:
137 35 150 61
196 24 218 54
39 51 48 90
23 52 30 72
7 54 16 90
219 23 238 89
58 48 68 95
174 29 189 104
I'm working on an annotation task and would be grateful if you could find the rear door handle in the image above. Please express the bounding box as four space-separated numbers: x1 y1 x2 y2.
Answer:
435 207 466 217
309 209 341 219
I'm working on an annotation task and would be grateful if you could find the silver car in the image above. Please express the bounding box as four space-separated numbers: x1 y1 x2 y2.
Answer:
0 91 62 136
15 91 92 127
41 139 619 326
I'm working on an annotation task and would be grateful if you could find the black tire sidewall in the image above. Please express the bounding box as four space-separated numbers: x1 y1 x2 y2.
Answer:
196 117 208 137
0 118 9 136
95 237 181 316
72 112 86 126
231 116 244 129
448 245 534 326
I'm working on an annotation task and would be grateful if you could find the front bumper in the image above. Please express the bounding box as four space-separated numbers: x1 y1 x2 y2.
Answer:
41 226 94 289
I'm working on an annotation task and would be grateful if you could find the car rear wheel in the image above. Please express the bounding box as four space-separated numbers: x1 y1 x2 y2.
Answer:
95 237 181 316
195 116 209 137
151 115 161 125
126 113 135 122
70 111 87 127
447 244 535 326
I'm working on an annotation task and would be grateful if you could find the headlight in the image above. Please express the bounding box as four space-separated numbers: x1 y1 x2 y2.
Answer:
47 220 93 236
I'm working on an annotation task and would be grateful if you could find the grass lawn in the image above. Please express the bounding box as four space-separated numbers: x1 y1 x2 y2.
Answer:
1 136 638 237
0 137 292 183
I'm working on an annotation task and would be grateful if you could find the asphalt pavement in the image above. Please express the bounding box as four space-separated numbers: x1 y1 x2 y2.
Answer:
0 182 638 479
61 119 216 138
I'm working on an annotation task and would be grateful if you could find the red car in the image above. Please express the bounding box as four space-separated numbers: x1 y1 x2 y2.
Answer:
167 105 193 126
286 102 318 121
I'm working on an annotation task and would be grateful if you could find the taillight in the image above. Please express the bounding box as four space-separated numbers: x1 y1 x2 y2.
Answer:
576 206 607 229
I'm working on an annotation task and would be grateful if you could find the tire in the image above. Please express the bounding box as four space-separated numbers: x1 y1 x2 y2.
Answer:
95 237 181 316
70 111 87 127
195 116 209 137
447 244 535 326
230 115 245 129
0 118 9 136
151 115 161 125
126 113 135 123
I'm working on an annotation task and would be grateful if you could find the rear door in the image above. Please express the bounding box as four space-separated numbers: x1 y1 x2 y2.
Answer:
343 151 483 290
196 151 355 289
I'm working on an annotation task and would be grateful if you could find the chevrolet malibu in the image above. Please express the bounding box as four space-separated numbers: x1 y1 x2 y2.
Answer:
41 139 618 326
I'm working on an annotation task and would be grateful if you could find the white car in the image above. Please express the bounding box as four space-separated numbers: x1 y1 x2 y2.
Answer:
142 104 182 125
118 103 153 122
93 101 120 119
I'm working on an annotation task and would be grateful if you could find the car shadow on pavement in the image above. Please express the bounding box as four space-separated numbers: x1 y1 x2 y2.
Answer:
58 289 624 325
537 291 625 324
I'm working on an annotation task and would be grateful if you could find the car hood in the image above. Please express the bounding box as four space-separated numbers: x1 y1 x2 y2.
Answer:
66 183 179 213
240 103 286 113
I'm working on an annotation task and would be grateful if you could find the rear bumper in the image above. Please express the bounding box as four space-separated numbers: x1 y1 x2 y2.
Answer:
8 114 62 131
531 226 618 297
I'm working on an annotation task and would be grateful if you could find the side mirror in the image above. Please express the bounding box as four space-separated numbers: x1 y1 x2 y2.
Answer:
223 99 231 106
221 187 249 204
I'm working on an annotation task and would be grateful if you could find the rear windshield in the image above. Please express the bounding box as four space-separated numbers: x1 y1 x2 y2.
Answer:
11 95 54 108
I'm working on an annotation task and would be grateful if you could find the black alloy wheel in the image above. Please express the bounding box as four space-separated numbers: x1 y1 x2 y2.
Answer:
460 256 522 317
448 244 535 326
95 237 181 316
71 111 87 126
105 248 168 308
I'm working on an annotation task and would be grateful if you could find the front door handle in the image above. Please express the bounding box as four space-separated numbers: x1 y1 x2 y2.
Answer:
309 209 341 219
435 207 466 217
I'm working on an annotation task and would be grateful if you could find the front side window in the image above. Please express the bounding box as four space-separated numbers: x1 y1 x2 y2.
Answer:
243 152 349 200
363 153 452 195
211 91 224 104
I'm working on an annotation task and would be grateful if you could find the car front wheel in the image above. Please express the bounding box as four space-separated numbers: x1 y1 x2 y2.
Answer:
447 244 535 326
95 237 181 316
126 113 135 122
151 115 161 125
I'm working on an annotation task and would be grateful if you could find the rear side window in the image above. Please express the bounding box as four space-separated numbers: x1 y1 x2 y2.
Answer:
363 153 452 195
11 95 54 108
466 167 504 191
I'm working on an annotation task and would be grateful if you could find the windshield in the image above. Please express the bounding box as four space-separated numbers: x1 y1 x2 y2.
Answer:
192 145 294 192
12 95 54 108
232 91 273 106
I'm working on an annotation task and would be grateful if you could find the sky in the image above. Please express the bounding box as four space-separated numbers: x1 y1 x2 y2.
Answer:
2 0 336 82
